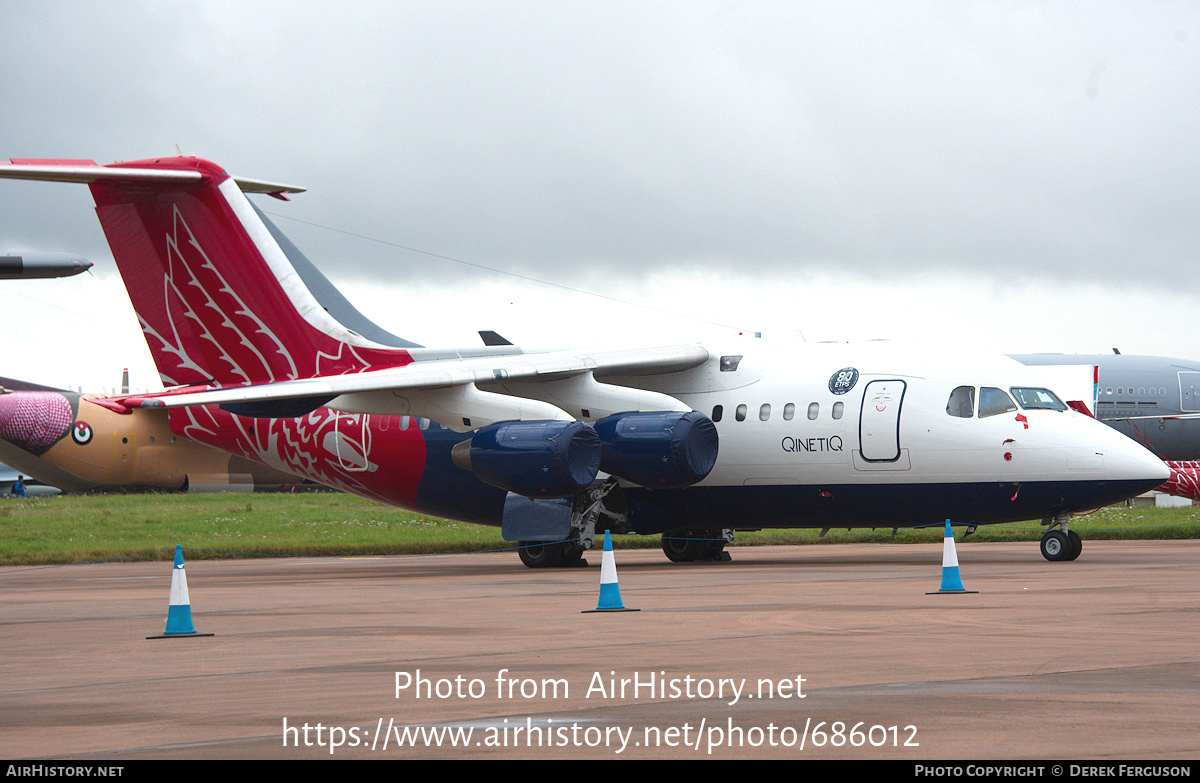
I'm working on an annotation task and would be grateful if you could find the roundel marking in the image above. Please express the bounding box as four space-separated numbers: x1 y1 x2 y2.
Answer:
71 421 93 446
829 367 859 396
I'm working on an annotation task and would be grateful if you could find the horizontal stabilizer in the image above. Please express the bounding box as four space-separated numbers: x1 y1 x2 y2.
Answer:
1 160 201 184
0 159 305 197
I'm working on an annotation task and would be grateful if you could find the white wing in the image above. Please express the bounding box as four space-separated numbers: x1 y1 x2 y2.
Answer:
123 344 711 432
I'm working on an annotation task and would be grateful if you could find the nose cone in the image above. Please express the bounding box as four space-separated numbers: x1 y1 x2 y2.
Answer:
0 391 73 454
1101 426 1170 486
1045 416 1172 514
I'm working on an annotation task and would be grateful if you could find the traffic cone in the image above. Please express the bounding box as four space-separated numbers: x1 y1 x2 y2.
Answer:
582 532 639 613
927 521 978 595
147 546 214 638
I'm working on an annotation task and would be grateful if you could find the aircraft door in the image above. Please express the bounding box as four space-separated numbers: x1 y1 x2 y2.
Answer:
1180 372 1200 412
110 431 136 484
859 380 906 462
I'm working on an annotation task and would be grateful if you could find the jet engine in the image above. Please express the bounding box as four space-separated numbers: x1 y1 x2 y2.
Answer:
451 420 601 498
594 410 719 489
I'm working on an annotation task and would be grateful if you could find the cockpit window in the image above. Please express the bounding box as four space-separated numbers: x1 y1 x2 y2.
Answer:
979 387 1017 418
1009 387 1068 411
946 386 975 418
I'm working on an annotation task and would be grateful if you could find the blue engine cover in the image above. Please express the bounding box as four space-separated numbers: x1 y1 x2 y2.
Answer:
594 410 719 489
466 420 601 498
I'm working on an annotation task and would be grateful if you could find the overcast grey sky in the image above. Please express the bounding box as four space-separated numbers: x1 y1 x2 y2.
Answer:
2 1 1199 391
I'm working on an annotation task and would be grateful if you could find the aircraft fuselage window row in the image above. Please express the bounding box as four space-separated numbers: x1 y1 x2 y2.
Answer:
1101 387 1167 397
711 401 845 423
373 415 440 431
945 386 1066 419
1099 386 1169 411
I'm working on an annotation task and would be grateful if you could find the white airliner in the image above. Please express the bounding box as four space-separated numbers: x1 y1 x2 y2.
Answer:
0 156 1169 565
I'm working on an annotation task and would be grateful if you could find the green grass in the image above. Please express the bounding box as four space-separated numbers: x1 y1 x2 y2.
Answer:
0 492 1197 566
0 492 510 565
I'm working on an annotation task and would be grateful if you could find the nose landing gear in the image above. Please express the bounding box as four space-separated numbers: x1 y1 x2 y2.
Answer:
1040 515 1082 562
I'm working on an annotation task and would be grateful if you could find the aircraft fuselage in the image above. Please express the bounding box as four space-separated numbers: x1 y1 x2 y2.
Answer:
165 340 1167 535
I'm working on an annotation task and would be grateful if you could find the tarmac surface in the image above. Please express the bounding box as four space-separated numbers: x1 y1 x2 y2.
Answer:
1 539 1198 760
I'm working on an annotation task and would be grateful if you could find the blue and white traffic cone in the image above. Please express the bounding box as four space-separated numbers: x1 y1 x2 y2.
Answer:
147 545 214 638
583 532 639 613
927 521 978 595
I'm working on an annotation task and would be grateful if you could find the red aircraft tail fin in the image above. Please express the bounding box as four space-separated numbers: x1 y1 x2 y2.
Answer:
1 156 413 387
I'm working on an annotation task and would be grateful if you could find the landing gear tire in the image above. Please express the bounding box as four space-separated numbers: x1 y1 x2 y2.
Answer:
1065 530 1082 561
518 542 563 568
661 530 731 563
517 541 587 568
662 535 706 563
1040 530 1072 562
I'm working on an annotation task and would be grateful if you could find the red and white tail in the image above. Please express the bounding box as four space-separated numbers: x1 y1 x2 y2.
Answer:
2 156 414 387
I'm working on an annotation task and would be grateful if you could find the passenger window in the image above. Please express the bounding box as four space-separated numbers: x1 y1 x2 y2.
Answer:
979 387 1017 418
832 401 844 420
807 402 819 420
759 404 771 421
783 403 795 421
712 405 723 423
946 386 975 418
735 404 747 422
399 415 410 430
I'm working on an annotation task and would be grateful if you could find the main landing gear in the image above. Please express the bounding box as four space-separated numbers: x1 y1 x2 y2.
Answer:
660 529 735 562
1040 514 1082 562
515 481 618 568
